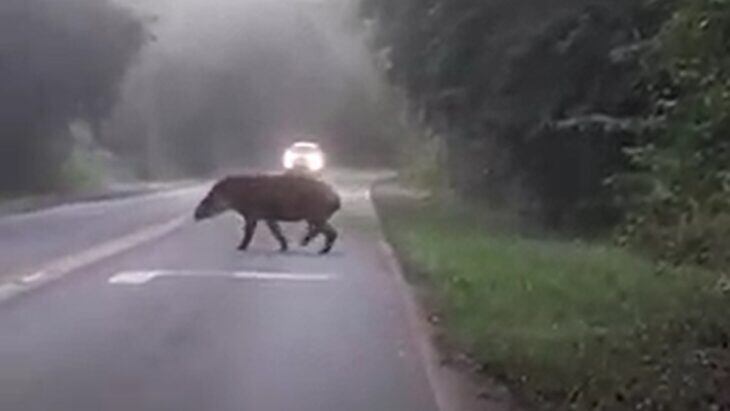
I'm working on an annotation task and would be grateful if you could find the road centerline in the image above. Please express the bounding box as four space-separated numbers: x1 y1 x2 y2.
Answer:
108 270 335 285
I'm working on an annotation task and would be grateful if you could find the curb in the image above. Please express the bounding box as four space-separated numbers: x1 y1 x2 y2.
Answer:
371 180 519 411
378 238 454 411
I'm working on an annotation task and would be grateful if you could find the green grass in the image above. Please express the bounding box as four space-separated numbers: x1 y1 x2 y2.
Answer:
375 186 730 410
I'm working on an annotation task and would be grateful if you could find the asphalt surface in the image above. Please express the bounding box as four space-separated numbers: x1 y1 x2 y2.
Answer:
0 170 439 411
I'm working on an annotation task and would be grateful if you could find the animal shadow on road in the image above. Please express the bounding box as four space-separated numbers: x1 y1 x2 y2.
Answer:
240 248 345 258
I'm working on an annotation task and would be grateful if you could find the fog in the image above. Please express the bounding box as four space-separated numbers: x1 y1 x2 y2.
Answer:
105 0 392 178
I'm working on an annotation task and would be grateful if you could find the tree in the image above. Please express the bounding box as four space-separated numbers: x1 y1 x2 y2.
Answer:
0 0 149 192
619 0 730 267
361 0 655 228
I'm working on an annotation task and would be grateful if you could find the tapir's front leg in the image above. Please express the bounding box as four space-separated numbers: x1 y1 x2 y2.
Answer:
238 219 258 251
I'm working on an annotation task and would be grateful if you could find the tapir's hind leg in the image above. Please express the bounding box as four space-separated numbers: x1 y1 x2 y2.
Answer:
301 219 337 254
238 219 258 251
319 222 338 255
265 220 289 252
300 222 318 247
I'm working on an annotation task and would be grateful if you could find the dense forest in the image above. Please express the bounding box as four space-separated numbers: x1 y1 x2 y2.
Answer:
0 0 149 192
360 0 730 269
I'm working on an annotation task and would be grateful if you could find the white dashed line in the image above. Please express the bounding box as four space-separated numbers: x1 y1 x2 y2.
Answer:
21 271 49 284
108 270 335 286
0 216 188 303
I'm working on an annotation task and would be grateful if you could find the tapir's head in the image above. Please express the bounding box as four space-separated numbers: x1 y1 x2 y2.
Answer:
194 183 231 221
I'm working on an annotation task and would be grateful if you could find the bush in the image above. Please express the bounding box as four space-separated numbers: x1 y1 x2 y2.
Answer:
56 148 108 192
399 133 447 190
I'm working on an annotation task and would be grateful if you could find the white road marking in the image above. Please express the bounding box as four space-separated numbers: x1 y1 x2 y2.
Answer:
36 216 188 281
0 215 188 303
21 271 49 284
108 270 335 286
108 271 162 285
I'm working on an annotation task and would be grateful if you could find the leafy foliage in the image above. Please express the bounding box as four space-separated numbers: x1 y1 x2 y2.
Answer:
619 0 730 268
367 0 730 407
363 0 730 266
361 0 651 227
0 0 149 192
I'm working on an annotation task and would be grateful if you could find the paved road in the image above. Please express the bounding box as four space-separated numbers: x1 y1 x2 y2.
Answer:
0 171 438 411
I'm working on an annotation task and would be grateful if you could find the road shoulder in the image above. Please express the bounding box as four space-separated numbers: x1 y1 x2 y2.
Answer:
371 178 520 411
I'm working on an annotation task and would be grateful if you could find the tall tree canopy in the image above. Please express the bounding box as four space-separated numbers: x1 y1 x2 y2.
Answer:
0 0 148 191
363 0 730 266
361 0 653 227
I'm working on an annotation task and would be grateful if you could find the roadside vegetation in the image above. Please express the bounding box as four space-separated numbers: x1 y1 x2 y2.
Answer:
55 148 109 193
363 0 730 408
361 0 730 267
375 186 730 409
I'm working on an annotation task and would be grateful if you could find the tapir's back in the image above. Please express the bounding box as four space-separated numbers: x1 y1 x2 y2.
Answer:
216 174 340 222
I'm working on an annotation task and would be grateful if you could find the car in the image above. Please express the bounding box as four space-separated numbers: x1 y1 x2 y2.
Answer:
282 141 325 174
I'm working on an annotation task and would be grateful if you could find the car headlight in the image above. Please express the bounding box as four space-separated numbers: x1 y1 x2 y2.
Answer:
307 153 324 171
283 151 296 169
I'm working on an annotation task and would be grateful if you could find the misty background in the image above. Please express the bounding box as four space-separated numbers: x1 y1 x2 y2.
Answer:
1 0 397 193
110 0 397 177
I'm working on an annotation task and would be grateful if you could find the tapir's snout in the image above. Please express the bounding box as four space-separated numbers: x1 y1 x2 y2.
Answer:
193 204 205 221
193 192 228 222
193 200 213 221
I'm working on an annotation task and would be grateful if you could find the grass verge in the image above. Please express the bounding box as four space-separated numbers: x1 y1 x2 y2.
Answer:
373 181 730 410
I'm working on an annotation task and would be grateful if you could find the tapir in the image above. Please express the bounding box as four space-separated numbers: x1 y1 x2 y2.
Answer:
194 174 341 254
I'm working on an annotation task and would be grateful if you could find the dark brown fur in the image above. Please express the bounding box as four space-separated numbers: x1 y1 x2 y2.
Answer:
194 174 341 254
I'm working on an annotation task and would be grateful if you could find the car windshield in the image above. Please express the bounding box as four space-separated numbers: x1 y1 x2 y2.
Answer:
290 144 319 154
